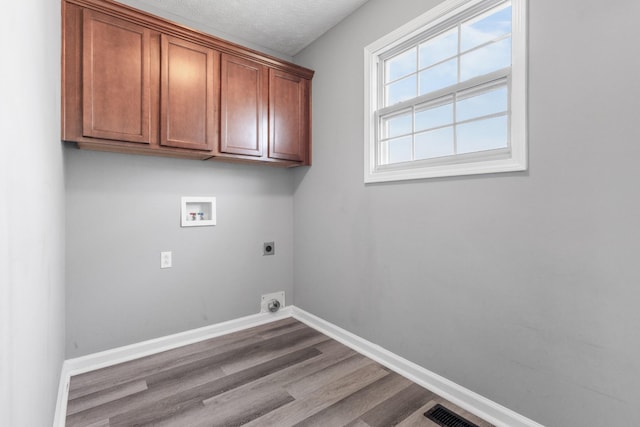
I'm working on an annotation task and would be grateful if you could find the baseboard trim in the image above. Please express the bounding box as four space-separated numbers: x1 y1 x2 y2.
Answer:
291 306 543 427
53 306 542 427
52 360 72 427
52 307 292 426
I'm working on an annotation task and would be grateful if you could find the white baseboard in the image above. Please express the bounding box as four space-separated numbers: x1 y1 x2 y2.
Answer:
53 306 542 427
52 361 72 427
52 307 292 427
291 307 543 427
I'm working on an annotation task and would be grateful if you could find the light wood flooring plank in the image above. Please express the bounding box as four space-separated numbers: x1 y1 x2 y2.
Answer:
354 383 436 427
66 379 148 416
140 326 324 388
293 371 413 426
202 340 357 407
65 319 494 427
241 363 390 426
68 317 302 400
219 327 329 375
107 346 322 426
159 385 296 427
152 341 357 427
205 389 295 427
66 365 226 427
284 353 373 398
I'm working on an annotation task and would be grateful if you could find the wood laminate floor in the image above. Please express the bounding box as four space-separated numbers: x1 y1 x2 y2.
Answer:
66 318 493 427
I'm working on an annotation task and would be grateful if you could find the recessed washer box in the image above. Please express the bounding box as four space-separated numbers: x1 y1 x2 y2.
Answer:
181 196 216 227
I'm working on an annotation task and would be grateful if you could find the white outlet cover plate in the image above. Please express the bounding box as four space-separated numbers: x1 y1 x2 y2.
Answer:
160 251 172 268
261 291 285 313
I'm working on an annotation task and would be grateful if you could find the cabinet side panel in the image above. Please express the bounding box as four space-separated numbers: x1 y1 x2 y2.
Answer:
82 10 151 144
62 1 84 141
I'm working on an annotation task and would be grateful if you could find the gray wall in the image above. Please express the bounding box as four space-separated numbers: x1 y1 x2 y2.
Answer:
293 0 640 426
65 149 294 357
0 0 66 424
64 0 298 359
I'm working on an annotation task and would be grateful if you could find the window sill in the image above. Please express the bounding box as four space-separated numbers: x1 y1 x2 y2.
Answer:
364 154 527 183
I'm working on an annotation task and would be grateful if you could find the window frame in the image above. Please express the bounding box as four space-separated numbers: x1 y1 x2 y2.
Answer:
364 0 528 183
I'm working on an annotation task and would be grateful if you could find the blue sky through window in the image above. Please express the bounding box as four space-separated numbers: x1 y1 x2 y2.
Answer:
380 2 512 165
419 29 457 69
461 5 511 52
457 86 507 121
384 4 512 108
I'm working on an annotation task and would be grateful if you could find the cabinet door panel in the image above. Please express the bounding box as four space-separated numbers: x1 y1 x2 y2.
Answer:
269 70 309 162
82 10 151 144
220 54 267 157
161 35 217 151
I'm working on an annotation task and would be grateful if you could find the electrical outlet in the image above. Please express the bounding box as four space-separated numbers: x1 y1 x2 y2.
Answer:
263 241 275 256
261 291 285 313
160 251 172 268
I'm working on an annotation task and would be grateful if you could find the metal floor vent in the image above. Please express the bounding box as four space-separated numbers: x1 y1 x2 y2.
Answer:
424 404 480 427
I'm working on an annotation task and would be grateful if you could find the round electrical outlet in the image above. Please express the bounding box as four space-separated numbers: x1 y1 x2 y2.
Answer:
263 241 275 256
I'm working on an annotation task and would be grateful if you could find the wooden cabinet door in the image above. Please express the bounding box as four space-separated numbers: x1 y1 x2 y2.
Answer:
220 54 267 157
161 35 218 151
82 10 152 144
268 69 310 163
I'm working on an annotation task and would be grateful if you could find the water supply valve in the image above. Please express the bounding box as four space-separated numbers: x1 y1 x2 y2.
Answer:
267 299 281 313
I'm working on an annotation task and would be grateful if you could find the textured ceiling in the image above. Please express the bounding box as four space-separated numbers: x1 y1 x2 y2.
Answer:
122 0 370 57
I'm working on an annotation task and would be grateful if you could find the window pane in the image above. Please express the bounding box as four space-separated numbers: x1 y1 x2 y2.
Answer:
386 74 417 106
381 112 412 139
419 58 457 96
460 37 511 82
415 127 454 159
461 5 512 52
456 115 508 154
457 85 508 121
419 28 458 69
388 136 412 164
385 48 417 82
415 102 453 131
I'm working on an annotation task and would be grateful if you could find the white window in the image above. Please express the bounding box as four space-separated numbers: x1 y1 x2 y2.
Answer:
364 0 527 183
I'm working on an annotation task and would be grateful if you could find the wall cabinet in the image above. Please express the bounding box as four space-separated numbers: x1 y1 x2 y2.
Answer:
62 0 313 166
81 10 154 145
161 35 218 152
219 54 267 158
269 69 310 163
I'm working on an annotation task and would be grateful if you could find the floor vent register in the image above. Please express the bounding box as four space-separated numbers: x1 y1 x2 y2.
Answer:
424 404 481 427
